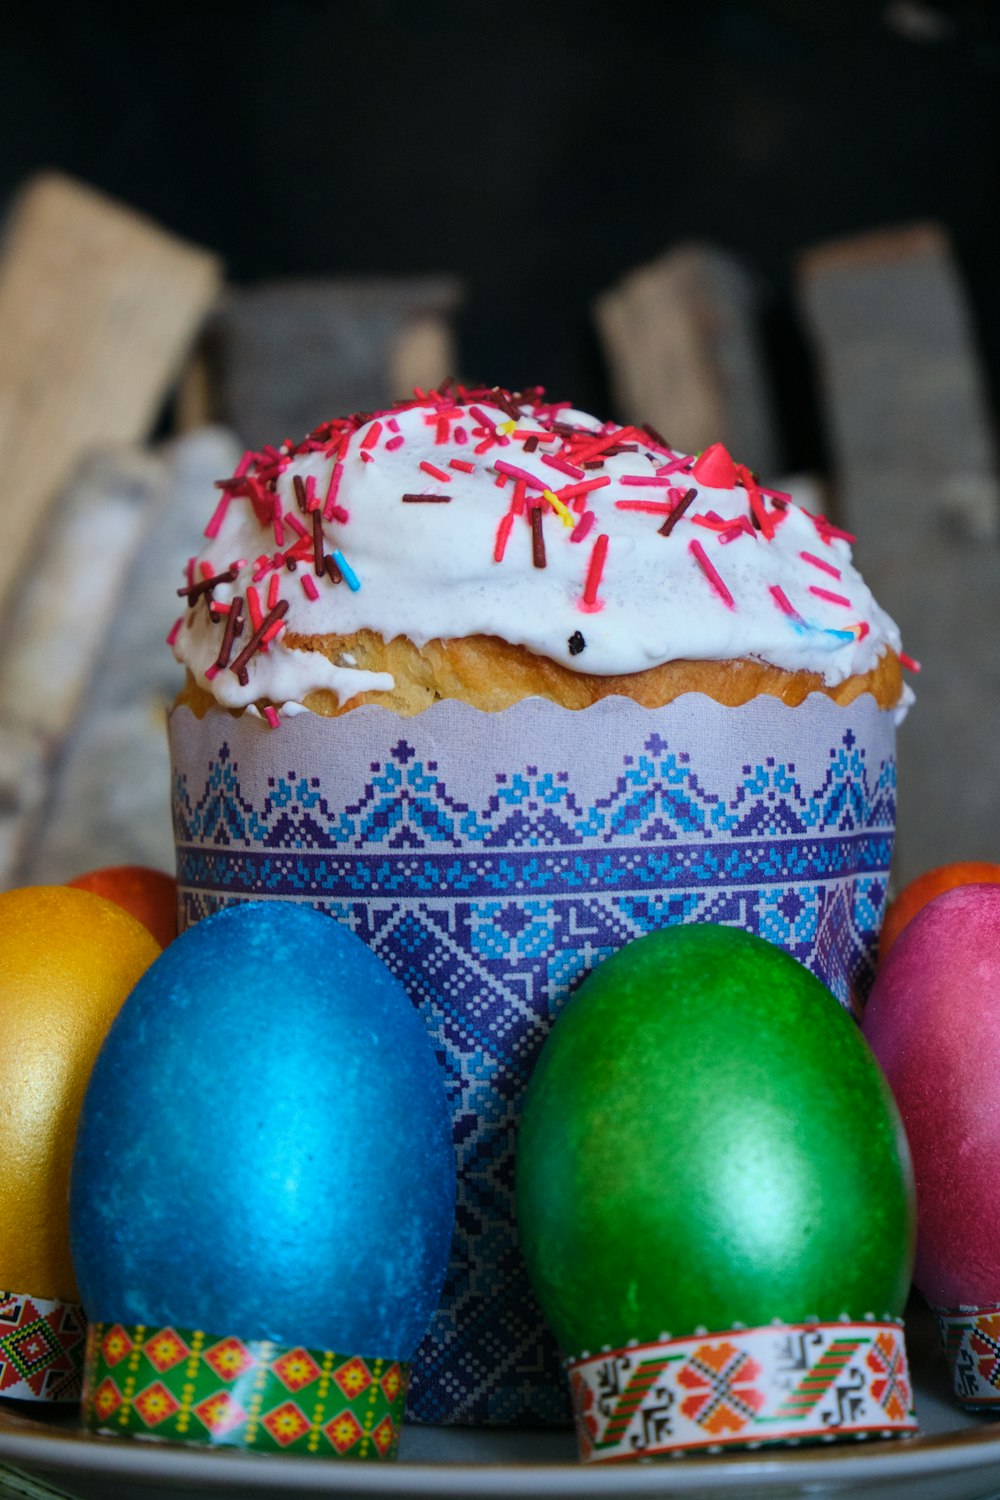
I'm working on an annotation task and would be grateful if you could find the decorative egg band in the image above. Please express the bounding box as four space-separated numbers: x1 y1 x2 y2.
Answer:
81 1322 408 1459
0 1289 86 1404
565 1320 915 1463
934 1303 1000 1409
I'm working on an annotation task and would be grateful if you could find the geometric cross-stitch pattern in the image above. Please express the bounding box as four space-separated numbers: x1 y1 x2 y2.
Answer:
170 695 896 1425
0 1290 86 1403
81 1321 408 1459
567 1320 915 1462
934 1305 1000 1409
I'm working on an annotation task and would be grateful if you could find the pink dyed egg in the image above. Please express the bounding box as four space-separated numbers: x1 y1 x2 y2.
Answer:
862 883 1000 1309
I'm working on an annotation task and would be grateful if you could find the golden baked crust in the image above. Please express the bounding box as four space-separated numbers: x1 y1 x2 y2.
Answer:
178 630 903 718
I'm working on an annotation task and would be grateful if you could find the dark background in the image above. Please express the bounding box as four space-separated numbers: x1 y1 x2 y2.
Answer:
3 0 998 470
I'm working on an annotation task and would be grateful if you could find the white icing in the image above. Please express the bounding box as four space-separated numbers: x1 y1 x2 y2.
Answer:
172 393 904 711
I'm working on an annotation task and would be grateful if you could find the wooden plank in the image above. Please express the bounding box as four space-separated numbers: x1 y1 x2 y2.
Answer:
0 449 165 887
0 172 222 617
796 222 1000 885
594 243 781 474
211 276 463 444
17 427 242 887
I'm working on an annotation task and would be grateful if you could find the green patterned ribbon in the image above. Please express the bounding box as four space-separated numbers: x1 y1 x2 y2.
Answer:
81 1321 408 1459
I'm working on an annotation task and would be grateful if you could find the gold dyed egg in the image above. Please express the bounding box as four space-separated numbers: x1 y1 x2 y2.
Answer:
0 886 160 1301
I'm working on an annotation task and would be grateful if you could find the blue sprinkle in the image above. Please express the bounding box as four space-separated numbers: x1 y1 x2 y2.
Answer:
333 549 361 591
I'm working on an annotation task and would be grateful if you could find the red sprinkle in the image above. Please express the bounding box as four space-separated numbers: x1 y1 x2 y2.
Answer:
301 574 319 601
263 706 281 729
554 476 610 500
419 460 451 483
267 573 280 610
580 532 609 610
618 474 674 487
323 462 345 519
615 500 674 515
494 511 515 562
385 434 405 451
360 421 383 451
246 585 263 632
449 458 475 474
899 651 922 672
689 539 735 609
166 617 183 647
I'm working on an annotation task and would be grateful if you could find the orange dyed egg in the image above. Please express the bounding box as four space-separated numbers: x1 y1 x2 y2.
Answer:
0 887 160 1301
67 865 177 950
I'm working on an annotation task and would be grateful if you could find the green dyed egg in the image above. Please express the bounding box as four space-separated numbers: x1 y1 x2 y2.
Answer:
516 925 915 1359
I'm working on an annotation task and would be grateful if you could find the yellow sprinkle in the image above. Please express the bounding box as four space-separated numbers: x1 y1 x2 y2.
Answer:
498 418 517 436
543 489 575 527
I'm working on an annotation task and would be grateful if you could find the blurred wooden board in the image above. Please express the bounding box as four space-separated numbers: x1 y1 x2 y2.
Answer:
0 173 222 619
206 276 463 446
594 243 781 474
797 222 1000 884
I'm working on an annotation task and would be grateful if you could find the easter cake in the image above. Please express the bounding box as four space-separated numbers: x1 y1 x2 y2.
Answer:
172 383 905 720
169 383 909 1425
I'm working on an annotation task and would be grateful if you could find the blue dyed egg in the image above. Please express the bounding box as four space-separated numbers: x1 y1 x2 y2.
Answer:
69 902 455 1360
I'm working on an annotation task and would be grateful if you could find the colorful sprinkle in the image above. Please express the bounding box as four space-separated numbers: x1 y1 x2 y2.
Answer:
530 506 546 569
689 538 735 609
580 533 609 611
809 586 852 608
332 549 361 591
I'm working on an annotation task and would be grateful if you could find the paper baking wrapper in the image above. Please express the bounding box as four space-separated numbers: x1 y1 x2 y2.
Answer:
169 692 896 1425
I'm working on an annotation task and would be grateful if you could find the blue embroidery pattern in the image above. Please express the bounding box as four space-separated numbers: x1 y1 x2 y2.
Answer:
173 729 895 1425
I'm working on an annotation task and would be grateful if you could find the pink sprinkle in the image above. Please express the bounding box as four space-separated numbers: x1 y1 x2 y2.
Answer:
360 421 383 451
420 460 451 483
323 460 344 519
809 586 852 608
360 451 374 464
204 663 219 681
387 417 400 433
759 485 792 502
263 706 281 729
234 450 254 479
655 455 693 476
619 474 674 487
570 510 596 543
511 479 527 516
812 516 857 545
385 434 405 451
469 404 497 433
454 425 468 445
474 437 493 455
302 475 318 511
541 453 585 480
800 550 842 579
166 617 183 646
267 573 281 610
719 520 753 544
449 458 475 473
204 492 231 539
855 620 871 641
689 539 735 609
494 459 545 490
273 511 285 547
286 512 309 539
436 416 450 444
494 511 515 562
580 532 609 610
769 584 801 620
301 573 319 601
899 651 922 672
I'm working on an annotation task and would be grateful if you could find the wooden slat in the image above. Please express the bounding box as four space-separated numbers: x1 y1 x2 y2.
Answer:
0 172 222 616
797 222 1000 884
594 243 781 474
